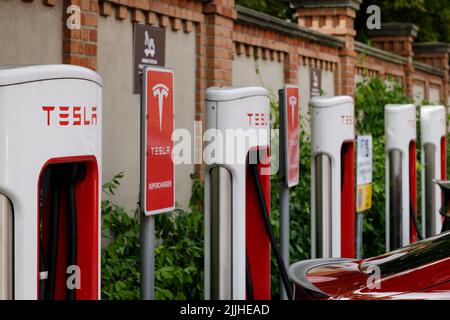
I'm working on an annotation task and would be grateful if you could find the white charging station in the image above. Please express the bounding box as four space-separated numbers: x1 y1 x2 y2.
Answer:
385 104 417 251
0 65 102 300
311 96 355 259
420 105 446 237
204 87 271 300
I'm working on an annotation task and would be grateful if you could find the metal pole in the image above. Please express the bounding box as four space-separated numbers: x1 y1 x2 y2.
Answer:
140 213 155 300
139 69 154 300
356 212 363 259
278 88 290 300
279 181 289 300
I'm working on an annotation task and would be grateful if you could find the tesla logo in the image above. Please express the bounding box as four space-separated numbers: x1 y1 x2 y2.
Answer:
341 114 354 126
144 31 156 57
42 106 97 126
153 84 169 131
288 96 297 126
247 113 269 127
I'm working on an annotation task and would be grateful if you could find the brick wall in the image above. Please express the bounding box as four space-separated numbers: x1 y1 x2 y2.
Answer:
22 0 449 108
63 0 99 70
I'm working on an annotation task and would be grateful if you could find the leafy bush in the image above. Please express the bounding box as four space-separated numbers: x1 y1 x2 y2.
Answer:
101 173 204 300
101 172 140 300
154 174 204 300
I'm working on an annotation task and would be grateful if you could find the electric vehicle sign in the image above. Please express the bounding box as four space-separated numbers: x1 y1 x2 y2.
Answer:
356 135 372 212
283 85 299 187
142 66 174 215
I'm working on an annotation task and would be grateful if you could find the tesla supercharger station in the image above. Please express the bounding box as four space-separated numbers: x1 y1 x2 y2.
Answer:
0 65 102 300
420 105 446 237
204 87 271 300
311 96 355 259
385 104 417 251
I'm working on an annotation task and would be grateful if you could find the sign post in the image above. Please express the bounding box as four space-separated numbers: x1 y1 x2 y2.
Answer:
356 135 373 259
140 66 175 300
278 85 299 300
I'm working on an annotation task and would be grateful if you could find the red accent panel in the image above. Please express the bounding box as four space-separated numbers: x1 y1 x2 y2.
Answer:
441 137 446 181
38 156 99 300
409 141 418 243
441 137 446 221
246 147 271 299
340 142 355 258
284 86 299 187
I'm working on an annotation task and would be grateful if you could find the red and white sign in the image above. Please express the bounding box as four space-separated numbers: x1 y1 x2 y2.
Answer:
283 85 299 187
142 66 174 215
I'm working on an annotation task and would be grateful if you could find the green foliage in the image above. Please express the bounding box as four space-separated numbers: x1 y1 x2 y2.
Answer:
101 173 204 300
355 77 411 257
356 0 450 43
101 173 140 300
238 0 449 43
154 174 204 300
236 0 296 21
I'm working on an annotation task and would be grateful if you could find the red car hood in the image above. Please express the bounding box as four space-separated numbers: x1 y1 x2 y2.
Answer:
289 233 450 300
302 258 450 300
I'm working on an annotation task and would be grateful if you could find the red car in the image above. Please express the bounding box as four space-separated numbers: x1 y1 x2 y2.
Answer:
289 231 450 300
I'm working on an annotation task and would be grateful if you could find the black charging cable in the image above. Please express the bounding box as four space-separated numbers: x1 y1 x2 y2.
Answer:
249 164 293 300
437 181 450 233
39 167 52 300
65 163 86 301
442 217 450 233
42 163 86 300
47 178 60 300
409 199 423 241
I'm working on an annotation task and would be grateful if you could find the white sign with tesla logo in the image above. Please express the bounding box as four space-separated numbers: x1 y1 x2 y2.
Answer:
140 66 174 216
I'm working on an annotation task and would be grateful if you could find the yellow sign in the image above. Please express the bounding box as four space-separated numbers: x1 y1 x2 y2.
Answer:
356 184 372 213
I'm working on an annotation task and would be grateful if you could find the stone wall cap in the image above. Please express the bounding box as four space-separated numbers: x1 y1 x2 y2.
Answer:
368 22 419 38
413 61 445 77
236 5 344 48
355 41 408 65
413 42 450 54
291 0 362 10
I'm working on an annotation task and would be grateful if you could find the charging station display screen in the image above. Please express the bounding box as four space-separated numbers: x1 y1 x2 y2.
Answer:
283 85 299 187
142 67 175 215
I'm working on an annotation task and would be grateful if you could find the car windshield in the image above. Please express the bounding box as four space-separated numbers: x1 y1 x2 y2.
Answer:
360 231 450 277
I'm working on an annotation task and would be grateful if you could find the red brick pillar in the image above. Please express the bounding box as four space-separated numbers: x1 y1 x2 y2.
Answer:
63 0 98 71
292 0 362 96
368 23 418 97
414 43 450 106
202 0 236 88
285 46 298 85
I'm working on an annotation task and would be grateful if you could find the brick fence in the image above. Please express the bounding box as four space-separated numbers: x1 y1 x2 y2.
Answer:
30 0 450 109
